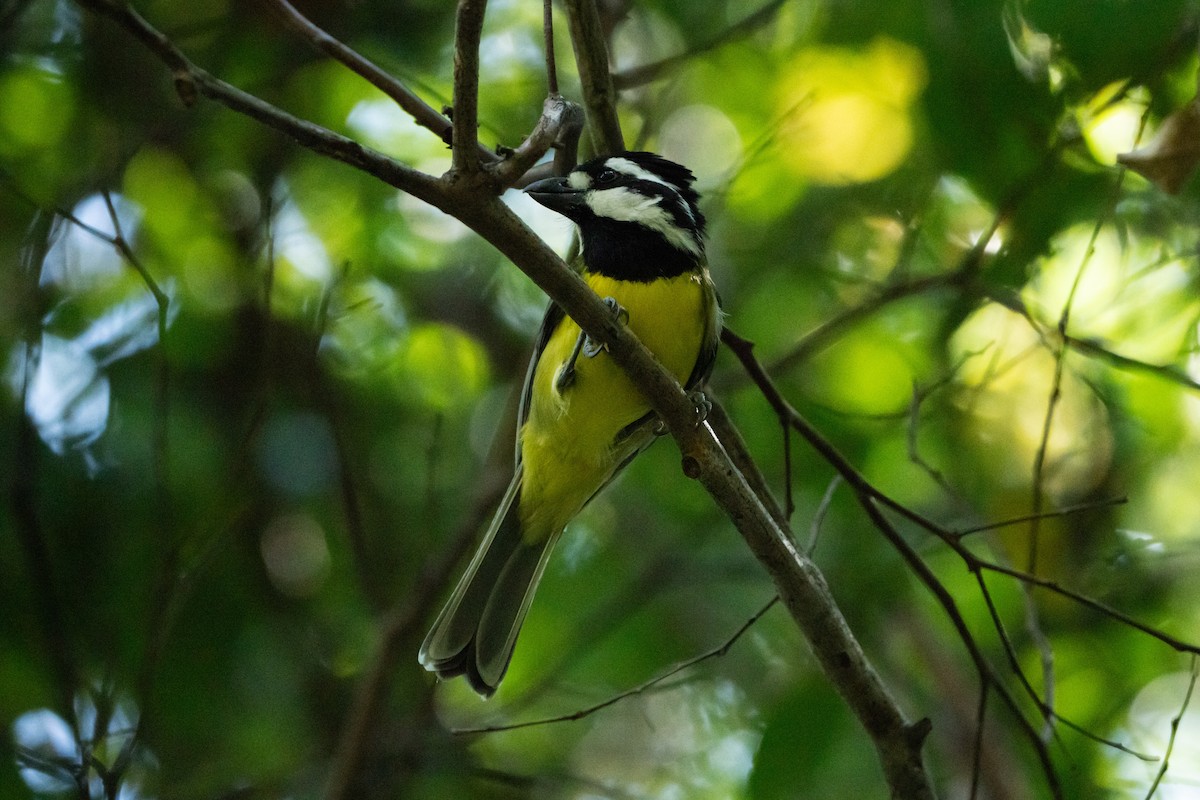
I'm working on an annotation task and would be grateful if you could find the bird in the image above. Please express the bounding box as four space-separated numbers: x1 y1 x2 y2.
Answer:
418 151 721 697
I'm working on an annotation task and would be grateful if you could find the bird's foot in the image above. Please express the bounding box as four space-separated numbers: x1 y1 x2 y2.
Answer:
582 297 628 358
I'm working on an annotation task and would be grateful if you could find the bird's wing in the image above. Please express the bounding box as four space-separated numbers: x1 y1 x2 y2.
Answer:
684 268 722 392
515 299 567 467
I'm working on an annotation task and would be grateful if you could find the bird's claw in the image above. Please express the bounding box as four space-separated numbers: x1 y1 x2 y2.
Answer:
689 389 712 426
557 298 628 392
583 297 628 358
652 390 711 436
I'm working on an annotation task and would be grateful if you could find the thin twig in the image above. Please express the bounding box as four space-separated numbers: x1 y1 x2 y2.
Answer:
1022 580 1057 742
1025 119 1141 736
807 476 840 556
1065 333 1200 393
612 0 788 89
857 493 1064 797
267 0 491 159
781 419 795 520
976 559 1200 656
974 572 1156 760
906 384 964 503
767 272 962 378
956 496 1129 538
99 189 171 522
1144 655 1199 799
969 685 988 800
96 189 177 780
453 596 779 734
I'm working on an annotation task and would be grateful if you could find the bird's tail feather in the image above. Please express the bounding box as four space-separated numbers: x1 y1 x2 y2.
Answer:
419 466 556 697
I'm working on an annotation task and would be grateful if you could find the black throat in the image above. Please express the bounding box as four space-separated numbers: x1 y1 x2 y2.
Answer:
578 218 702 282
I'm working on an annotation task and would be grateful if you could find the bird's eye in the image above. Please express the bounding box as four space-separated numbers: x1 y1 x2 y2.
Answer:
596 168 618 185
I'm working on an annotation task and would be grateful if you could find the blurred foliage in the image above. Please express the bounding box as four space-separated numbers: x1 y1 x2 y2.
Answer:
2 0 1200 798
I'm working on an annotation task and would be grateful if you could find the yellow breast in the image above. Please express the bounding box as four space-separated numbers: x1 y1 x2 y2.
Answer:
518 271 709 542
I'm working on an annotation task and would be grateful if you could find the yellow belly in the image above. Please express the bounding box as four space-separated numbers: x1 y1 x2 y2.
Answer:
518 271 708 542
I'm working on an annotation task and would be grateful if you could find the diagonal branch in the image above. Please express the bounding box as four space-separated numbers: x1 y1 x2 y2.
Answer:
973 559 1200 656
267 0 477 156
76 0 444 202
767 271 961 378
453 596 779 734
612 0 788 89
706 397 791 532
857 494 1063 798
1065 333 1200 392
974 571 1156 761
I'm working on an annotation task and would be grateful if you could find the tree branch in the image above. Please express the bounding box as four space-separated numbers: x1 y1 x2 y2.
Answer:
451 0 488 171
487 93 586 188
542 0 559 95
723 324 1200 792
267 0 478 157
1144 656 1198 799
76 0 445 203
611 0 787 89
767 271 962 378
1065 333 1200 392
706 397 790 532
563 0 625 154
454 596 779 734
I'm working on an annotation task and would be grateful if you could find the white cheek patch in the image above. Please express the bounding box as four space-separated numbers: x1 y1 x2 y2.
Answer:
587 187 702 257
567 171 591 190
603 157 696 224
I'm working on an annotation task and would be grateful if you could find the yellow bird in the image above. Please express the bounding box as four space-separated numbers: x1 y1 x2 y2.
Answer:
419 152 721 696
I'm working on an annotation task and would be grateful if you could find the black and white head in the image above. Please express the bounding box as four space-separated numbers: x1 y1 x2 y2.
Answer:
524 152 707 281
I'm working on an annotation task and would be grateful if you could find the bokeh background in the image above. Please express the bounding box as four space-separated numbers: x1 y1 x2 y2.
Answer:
2 0 1200 797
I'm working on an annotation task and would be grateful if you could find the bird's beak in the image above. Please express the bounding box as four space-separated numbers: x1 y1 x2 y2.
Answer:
524 176 586 217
